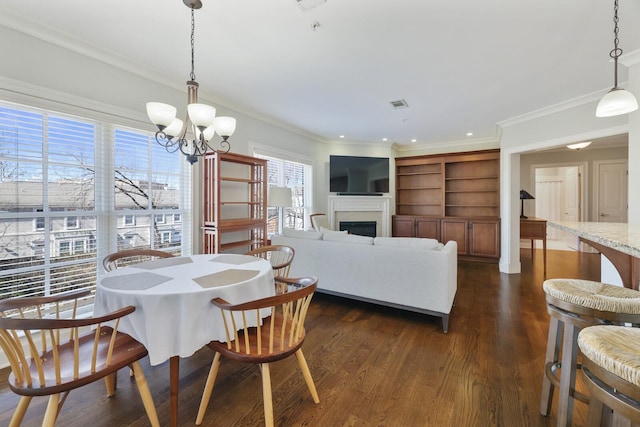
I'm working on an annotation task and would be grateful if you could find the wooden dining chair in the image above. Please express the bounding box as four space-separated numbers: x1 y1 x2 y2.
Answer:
102 248 174 272
310 213 331 231
245 244 295 278
195 276 319 427
0 290 160 427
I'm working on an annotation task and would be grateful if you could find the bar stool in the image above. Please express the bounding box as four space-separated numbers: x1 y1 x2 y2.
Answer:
578 325 640 426
540 279 640 427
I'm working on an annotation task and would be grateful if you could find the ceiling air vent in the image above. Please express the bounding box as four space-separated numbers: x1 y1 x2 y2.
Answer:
295 0 327 12
390 99 409 109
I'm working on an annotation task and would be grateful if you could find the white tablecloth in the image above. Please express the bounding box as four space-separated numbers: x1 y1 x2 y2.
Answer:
93 254 274 365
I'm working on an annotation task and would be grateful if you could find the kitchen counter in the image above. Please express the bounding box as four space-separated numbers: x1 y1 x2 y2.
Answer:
548 221 640 289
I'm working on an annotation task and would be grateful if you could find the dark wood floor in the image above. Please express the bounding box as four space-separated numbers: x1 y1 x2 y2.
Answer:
0 249 601 426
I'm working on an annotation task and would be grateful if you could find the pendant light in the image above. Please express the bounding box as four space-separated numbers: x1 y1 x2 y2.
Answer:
596 0 638 117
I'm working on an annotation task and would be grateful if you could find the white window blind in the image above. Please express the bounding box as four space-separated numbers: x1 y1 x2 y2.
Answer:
0 100 191 302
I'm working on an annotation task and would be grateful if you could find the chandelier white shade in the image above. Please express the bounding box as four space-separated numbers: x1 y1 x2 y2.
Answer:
596 0 638 118
146 0 236 164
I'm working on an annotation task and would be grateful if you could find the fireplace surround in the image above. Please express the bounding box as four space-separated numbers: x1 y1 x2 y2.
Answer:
328 195 391 237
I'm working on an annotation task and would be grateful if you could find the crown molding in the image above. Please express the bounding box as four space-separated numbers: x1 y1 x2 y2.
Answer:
620 49 640 67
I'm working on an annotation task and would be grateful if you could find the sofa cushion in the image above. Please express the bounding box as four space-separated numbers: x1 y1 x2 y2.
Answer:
320 227 346 235
282 228 323 240
373 237 442 250
323 232 374 245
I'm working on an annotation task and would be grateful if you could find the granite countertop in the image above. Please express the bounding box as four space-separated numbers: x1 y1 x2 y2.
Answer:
548 221 640 258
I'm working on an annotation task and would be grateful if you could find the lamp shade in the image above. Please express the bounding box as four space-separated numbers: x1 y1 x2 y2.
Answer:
596 88 639 117
146 102 177 128
520 190 535 200
268 187 292 207
213 116 237 137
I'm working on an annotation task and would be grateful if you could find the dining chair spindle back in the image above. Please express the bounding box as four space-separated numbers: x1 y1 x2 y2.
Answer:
0 289 160 427
102 248 174 272
196 276 319 427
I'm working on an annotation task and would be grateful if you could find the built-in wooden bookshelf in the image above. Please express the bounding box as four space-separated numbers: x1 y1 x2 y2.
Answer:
393 149 500 262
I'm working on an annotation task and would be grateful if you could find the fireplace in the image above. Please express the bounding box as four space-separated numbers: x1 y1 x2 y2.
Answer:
328 195 391 237
339 221 377 237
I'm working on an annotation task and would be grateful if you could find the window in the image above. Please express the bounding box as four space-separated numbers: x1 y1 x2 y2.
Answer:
155 214 165 224
174 213 181 223
66 216 79 229
161 231 171 243
0 100 191 302
254 147 313 234
34 216 45 231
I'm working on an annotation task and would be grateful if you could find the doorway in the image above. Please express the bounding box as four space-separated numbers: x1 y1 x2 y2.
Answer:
532 163 587 251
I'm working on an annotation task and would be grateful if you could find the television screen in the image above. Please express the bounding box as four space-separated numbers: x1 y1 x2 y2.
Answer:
329 155 390 194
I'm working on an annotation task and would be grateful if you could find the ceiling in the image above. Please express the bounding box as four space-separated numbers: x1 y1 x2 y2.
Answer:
1 0 638 147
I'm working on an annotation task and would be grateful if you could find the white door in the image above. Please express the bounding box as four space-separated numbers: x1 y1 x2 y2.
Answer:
597 162 628 223
564 167 580 221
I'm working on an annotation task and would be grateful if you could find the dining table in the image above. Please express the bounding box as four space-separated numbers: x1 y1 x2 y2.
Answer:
93 253 275 427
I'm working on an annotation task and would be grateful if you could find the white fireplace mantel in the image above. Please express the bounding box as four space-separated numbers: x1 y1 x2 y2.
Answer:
328 195 391 237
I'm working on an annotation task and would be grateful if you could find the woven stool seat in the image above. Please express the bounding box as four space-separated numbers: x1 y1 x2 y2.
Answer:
579 326 640 387
543 279 640 315
540 279 640 427
578 325 640 425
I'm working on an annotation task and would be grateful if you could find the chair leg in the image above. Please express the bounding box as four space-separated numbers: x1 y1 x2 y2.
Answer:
586 394 604 427
295 349 319 403
541 315 561 416
557 322 580 427
43 394 60 427
131 361 160 427
261 363 274 427
196 352 222 426
8 396 31 427
105 372 117 397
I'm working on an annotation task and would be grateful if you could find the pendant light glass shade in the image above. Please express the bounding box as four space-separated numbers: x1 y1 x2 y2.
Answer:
596 88 639 117
187 104 216 129
146 102 177 129
213 116 237 138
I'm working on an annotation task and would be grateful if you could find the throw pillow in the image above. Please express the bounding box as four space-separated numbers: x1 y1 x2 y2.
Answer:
320 227 346 235
373 237 441 250
282 228 323 240
323 232 374 245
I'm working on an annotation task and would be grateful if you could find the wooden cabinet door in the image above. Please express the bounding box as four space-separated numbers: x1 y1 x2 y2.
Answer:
392 216 416 237
469 219 500 258
416 218 440 240
441 219 468 254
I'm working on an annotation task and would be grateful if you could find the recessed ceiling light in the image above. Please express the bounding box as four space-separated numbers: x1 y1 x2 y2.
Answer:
466 132 473 137
411 139 417 143
382 138 388 142
339 135 344 138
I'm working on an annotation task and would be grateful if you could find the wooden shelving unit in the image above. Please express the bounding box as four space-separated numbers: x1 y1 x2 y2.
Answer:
201 152 267 254
393 149 500 262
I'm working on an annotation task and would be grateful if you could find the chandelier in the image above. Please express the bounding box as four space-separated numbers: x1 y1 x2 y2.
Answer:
146 0 236 164
595 0 638 117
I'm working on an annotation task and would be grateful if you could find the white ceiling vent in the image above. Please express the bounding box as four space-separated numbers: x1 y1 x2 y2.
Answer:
294 0 326 12
390 99 409 109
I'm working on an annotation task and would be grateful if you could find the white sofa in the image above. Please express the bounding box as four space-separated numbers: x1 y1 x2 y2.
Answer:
271 229 458 332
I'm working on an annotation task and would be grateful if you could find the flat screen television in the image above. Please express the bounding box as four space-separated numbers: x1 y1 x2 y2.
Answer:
329 155 390 194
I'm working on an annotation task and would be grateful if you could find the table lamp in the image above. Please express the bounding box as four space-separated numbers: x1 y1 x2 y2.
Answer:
520 190 535 219
268 186 292 234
